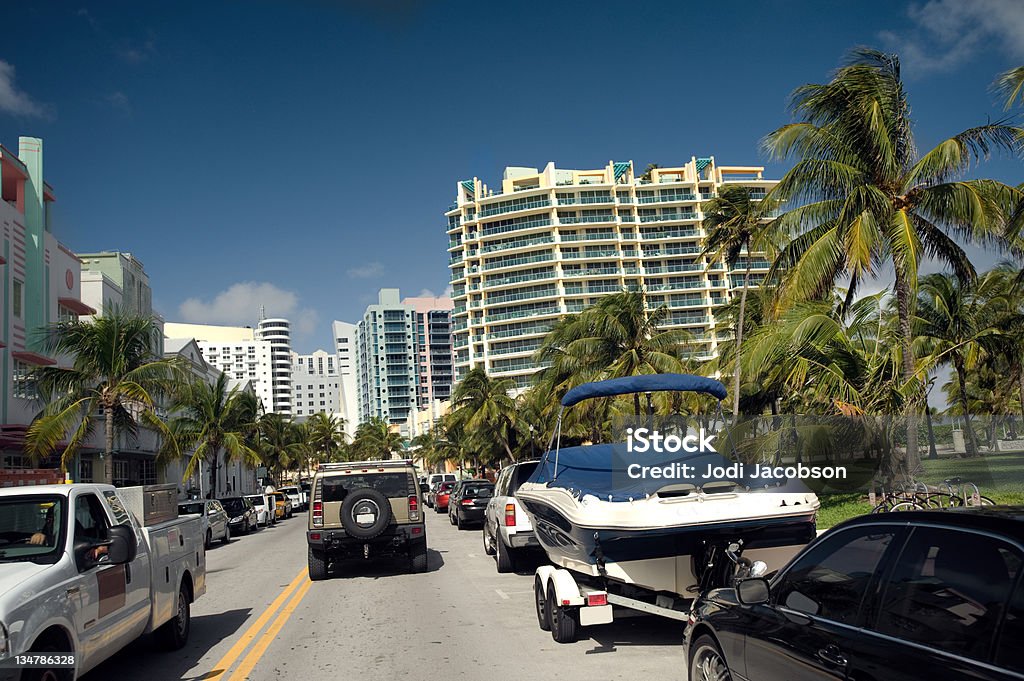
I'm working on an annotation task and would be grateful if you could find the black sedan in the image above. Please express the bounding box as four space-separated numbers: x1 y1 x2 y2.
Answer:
684 508 1024 681
219 496 258 534
448 480 493 529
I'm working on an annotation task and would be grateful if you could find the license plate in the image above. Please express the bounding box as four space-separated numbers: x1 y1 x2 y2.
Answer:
356 513 375 524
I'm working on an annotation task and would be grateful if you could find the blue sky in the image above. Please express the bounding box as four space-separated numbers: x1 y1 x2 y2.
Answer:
1 0 1022 352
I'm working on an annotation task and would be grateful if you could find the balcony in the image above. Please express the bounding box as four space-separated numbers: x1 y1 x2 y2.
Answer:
480 216 553 238
639 228 699 240
482 235 554 254
638 212 697 223
483 251 555 271
643 263 703 274
478 197 551 218
486 306 560 322
486 287 558 305
564 267 621 277
560 231 616 242
562 250 618 259
642 246 701 257
484 270 556 288
557 214 615 225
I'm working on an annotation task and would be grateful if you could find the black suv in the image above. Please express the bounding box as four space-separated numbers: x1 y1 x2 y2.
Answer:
685 508 1024 681
306 459 427 580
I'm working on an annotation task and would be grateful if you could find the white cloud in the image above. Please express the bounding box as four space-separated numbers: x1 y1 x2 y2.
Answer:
178 281 319 337
0 61 49 118
346 262 384 279
104 91 131 116
881 0 1024 74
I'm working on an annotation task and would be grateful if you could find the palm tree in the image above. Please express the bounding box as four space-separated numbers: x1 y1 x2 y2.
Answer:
162 372 261 497
306 412 345 469
258 413 305 484
536 288 691 415
26 313 186 483
996 65 1024 110
449 367 518 465
351 417 405 460
915 271 1006 456
701 185 779 423
640 163 660 182
764 48 1022 467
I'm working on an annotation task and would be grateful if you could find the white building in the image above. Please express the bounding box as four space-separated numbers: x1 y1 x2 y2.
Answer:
163 322 282 415
332 320 358 438
446 158 775 388
291 349 342 420
255 318 293 415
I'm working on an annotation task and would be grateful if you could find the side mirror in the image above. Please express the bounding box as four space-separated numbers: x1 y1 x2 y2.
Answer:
736 577 770 605
106 524 137 564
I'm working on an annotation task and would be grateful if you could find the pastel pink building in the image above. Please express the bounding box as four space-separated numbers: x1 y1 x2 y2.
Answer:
401 294 454 408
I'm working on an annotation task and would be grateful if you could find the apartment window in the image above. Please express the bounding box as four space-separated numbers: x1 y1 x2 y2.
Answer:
78 458 93 483
12 280 23 318
13 360 37 399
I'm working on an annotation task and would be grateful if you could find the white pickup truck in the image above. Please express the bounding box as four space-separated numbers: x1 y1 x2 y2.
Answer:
0 483 206 680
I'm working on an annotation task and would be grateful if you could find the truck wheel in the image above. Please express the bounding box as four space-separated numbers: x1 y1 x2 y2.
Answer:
205 530 212 549
158 583 191 650
546 583 579 643
482 526 496 556
308 546 328 581
409 543 428 573
534 575 551 631
495 535 516 573
221 526 231 544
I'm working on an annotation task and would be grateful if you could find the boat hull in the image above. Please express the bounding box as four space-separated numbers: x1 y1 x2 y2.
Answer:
518 491 817 596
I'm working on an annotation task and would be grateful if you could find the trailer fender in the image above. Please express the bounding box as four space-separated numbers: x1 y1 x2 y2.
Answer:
549 568 585 607
534 565 557 597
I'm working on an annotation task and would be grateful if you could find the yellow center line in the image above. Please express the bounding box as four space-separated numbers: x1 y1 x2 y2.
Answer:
228 576 314 681
205 568 308 680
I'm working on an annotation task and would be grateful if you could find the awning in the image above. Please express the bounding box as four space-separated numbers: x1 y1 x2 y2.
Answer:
11 351 56 366
58 297 96 315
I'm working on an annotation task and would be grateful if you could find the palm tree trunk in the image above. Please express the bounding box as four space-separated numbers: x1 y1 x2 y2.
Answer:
894 272 919 477
925 407 938 460
209 453 218 498
954 355 980 457
104 403 115 485
1018 369 1024 425
732 268 750 426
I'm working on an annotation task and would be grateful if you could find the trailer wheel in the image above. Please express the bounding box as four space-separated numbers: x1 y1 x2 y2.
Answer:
534 575 551 631
546 581 579 643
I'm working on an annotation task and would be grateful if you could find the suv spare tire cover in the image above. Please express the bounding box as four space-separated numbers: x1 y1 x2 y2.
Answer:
340 488 393 539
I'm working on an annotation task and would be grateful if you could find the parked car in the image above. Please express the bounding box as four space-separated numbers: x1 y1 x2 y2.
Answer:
684 508 1024 681
483 459 540 572
245 494 274 527
280 485 304 512
428 473 456 488
219 496 258 534
271 492 289 520
299 480 311 509
433 481 456 513
448 479 493 529
179 498 231 548
0 484 206 679
306 459 427 579
273 491 293 518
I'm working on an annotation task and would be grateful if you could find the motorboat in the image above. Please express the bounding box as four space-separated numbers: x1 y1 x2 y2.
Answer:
516 373 819 597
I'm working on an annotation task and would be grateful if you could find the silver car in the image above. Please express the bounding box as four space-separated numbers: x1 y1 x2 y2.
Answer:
483 460 540 572
179 499 231 548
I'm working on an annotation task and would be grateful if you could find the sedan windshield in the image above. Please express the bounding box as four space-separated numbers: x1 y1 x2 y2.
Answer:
0 496 66 563
221 499 246 514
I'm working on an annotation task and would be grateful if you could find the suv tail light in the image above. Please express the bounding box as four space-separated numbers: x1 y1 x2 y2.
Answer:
460 498 474 505
504 503 516 526
408 494 420 521
312 501 323 527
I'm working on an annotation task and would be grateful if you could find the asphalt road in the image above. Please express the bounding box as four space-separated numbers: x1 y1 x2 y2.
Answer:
86 509 686 681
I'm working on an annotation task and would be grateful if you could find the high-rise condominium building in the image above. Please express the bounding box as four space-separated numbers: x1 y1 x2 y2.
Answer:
445 158 774 388
256 317 293 415
291 349 342 419
401 294 454 408
355 289 418 433
332 320 358 438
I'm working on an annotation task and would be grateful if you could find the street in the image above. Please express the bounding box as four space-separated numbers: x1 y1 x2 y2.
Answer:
85 511 685 681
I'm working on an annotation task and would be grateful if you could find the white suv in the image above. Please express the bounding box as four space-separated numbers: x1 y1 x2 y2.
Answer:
482 460 540 573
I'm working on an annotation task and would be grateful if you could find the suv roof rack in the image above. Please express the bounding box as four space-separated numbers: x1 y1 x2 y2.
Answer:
317 460 413 472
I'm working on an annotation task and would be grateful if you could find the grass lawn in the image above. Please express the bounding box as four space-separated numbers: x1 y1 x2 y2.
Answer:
817 450 1024 529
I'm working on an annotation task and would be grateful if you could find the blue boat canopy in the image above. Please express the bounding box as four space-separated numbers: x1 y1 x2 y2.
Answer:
560 373 727 407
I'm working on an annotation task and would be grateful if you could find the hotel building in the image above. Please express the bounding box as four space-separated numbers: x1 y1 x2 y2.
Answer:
354 289 418 433
401 293 454 408
445 158 773 388
291 349 342 419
